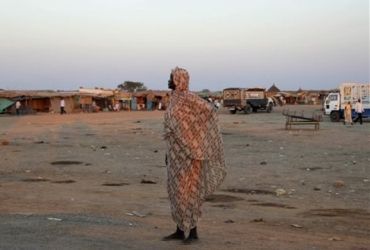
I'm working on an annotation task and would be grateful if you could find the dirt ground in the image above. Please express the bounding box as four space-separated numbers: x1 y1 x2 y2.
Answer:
1 105 369 250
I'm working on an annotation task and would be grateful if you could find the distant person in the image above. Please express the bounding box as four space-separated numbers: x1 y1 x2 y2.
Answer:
158 101 162 110
163 67 226 244
353 99 364 124
113 102 120 111
60 97 66 114
214 99 221 110
15 100 21 116
344 101 353 125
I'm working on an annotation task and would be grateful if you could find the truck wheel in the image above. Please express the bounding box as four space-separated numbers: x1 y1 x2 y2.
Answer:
229 109 237 114
330 111 340 122
244 105 252 114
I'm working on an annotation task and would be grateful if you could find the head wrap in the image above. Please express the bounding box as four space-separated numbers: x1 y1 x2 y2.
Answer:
171 67 190 92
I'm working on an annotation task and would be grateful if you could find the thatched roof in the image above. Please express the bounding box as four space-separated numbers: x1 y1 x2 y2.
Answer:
268 84 280 92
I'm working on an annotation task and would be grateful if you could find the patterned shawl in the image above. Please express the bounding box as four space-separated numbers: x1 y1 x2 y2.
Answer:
164 67 226 232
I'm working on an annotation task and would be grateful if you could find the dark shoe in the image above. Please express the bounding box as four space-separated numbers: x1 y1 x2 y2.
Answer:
183 227 199 244
162 227 185 241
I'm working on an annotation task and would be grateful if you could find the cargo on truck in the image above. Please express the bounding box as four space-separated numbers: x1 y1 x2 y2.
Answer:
223 87 273 114
324 83 370 122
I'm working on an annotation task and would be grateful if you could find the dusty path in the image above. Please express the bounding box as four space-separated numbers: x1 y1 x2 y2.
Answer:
0 106 369 249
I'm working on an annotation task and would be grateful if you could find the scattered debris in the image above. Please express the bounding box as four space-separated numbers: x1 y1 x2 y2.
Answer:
328 237 343 241
51 180 76 184
225 188 275 195
251 218 264 223
224 219 235 223
333 180 345 188
291 224 303 228
313 186 321 191
260 161 267 165
212 204 236 209
126 211 146 218
205 194 244 202
22 177 50 182
34 140 45 144
100 146 107 149
1 140 10 146
50 161 84 165
303 208 370 218
288 189 296 195
102 182 129 186
153 150 158 153
47 217 62 222
302 167 323 171
141 179 157 184
275 188 287 196
252 202 296 209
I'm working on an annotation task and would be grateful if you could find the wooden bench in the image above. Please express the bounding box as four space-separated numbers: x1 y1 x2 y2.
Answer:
285 120 320 130
283 109 321 130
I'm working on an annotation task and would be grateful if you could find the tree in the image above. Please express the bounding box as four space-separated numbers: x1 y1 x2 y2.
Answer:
117 81 147 93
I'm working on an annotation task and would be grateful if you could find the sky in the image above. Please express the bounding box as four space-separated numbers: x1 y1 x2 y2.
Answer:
0 0 369 91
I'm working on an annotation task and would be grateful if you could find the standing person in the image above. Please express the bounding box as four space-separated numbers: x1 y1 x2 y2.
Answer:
353 98 364 124
163 67 227 244
15 100 21 116
214 99 221 110
60 97 66 114
344 101 353 125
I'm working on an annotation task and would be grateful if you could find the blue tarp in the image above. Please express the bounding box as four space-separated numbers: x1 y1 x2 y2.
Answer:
0 98 14 113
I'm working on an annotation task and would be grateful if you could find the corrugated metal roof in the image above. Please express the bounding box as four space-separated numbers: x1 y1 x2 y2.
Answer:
0 90 80 98
0 98 14 113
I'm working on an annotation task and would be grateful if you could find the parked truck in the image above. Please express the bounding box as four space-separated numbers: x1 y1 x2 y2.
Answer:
223 87 273 114
324 83 370 122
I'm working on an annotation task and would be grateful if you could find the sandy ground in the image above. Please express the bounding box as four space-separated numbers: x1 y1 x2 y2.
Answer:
0 105 370 250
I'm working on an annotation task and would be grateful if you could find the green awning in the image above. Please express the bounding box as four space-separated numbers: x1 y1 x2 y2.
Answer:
0 98 14 113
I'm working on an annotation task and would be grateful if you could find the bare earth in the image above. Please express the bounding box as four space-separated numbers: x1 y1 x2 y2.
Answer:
0 105 369 250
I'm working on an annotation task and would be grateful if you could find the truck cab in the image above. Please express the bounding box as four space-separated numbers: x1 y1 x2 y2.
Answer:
324 92 341 121
324 83 370 122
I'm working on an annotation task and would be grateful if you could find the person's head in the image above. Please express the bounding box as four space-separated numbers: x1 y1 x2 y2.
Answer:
348 101 351 104
358 98 361 102
168 67 189 91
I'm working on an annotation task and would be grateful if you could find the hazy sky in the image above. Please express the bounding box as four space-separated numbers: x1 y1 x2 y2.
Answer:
0 0 369 91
